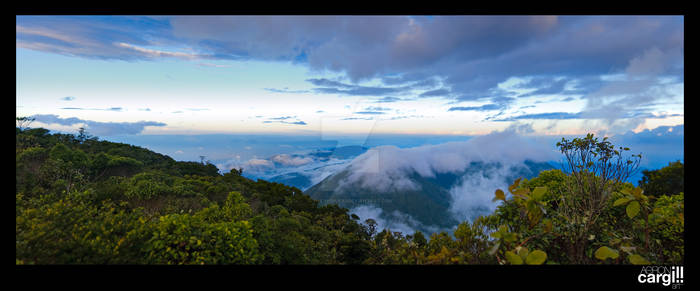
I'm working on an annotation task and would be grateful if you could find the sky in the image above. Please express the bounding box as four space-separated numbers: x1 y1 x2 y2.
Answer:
17 15 684 138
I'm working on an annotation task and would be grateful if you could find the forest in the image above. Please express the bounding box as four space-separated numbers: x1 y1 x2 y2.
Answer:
15 123 684 265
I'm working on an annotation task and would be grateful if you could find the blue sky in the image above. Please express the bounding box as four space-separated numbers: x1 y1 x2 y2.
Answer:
17 15 683 138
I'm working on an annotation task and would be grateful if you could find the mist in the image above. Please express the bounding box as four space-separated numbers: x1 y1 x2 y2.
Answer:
336 125 560 230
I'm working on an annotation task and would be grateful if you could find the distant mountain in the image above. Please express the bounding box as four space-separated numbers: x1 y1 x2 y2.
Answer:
268 172 312 190
307 145 369 160
305 160 555 234
248 145 369 190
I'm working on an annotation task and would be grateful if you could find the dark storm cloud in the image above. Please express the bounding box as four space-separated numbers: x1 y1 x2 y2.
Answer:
18 15 683 130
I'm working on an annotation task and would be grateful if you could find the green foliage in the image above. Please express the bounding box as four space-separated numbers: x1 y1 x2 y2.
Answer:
525 250 547 265
16 191 150 264
15 128 683 265
639 160 683 197
16 128 372 265
144 213 260 264
628 254 650 265
594 246 619 261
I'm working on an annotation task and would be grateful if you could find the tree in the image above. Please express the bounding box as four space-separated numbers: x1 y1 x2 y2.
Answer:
639 161 683 197
555 134 642 263
16 116 35 131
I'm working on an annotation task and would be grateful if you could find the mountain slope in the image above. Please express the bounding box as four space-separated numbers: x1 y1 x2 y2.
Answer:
306 160 555 233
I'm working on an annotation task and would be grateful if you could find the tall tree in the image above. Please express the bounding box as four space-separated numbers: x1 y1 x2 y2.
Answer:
555 134 642 263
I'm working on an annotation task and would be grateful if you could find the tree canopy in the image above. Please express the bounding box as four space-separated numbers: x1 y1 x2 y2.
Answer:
16 128 683 265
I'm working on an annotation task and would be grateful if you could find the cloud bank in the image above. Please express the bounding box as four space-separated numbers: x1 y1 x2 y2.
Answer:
333 125 558 227
339 125 557 191
32 114 166 136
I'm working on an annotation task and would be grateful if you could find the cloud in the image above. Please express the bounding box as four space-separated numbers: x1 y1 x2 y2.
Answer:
32 114 166 136
61 107 123 112
271 154 314 166
330 125 558 226
115 42 201 59
364 106 392 111
494 112 583 121
350 205 440 235
387 115 424 120
354 111 386 115
268 116 295 120
16 16 197 61
576 47 684 132
341 117 375 120
517 78 572 97
494 110 681 123
374 97 404 103
419 88 450 97
217 148 362 191
307 78 411 96
18 16 683 131
338 126 557 191
262 116 308 125
448 103 503 112
264 87 311 94
608 124 684 169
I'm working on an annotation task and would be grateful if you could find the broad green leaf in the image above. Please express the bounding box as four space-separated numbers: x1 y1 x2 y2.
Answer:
631 188 643 199
525 250 547 265
613 197 631 206
493 189 506 202
626 201 640 218
628 254 650 265
517 247 529 260
510 177 522 192
528 207 543 227
594 246 619 260
532 186 547 200
504 232 518 243
505 251 523 265
513 188 529 198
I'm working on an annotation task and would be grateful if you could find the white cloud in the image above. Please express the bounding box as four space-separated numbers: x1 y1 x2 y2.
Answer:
350 205 440 235
270 154 313 166
339 125 557 193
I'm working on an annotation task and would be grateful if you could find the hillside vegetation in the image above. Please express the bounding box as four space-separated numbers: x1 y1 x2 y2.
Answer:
16 127 683 265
